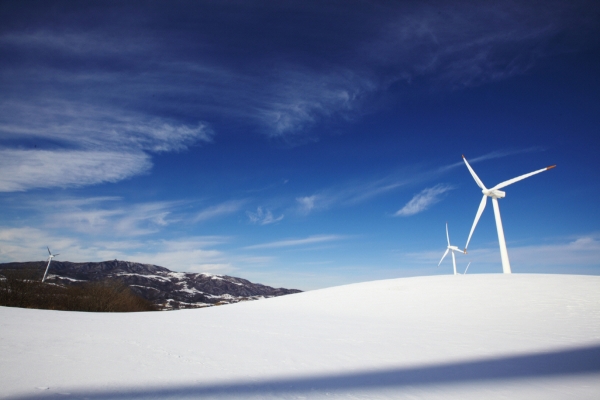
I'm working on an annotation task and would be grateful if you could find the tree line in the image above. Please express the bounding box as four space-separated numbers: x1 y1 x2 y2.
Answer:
0 269 157 312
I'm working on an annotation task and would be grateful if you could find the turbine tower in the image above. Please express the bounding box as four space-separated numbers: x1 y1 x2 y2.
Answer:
438 222 462 275
462 155 555 274
42 247 59 283
464 261 472 275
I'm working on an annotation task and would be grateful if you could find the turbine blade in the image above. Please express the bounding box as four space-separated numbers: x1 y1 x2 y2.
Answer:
47 246 51 255
464 261 472 274
446 222 450 246
438 249 449 267
465 195 487 251
463 155 487 190
493 165 556 190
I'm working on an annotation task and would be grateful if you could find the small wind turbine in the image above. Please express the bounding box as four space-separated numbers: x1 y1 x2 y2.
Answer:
438 222 462 275
42 247 59 283
462 155 555 274
464 261 472 275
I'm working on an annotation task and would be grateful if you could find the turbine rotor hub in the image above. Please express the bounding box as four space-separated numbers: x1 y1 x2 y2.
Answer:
482 189 506 199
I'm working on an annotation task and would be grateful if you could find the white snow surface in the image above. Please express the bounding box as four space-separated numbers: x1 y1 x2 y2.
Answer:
2 274 600 399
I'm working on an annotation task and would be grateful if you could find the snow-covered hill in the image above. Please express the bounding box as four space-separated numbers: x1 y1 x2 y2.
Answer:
2 274 600 399
0 260 301 309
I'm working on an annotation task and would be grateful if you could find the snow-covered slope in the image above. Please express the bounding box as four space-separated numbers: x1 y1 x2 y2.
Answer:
2 274 600 399
0 260 301 309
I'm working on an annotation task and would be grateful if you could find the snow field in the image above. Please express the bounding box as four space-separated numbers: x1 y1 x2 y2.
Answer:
1 274 600 399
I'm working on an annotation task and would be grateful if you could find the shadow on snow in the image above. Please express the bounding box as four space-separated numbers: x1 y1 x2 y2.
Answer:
12 344 600 399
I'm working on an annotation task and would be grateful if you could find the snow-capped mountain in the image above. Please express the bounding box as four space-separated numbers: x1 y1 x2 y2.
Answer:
0 260 301 310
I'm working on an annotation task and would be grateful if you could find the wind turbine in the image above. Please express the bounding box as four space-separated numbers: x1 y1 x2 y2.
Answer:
42 247 59 283
462 155 555 274
438 222 462 275
464 261 472 275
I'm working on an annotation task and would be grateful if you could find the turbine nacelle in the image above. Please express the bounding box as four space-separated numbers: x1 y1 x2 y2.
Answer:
482 189 505 199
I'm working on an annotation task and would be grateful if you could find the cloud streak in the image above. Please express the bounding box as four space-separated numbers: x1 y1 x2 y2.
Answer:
194 200 245 223
0 226 234 274
0 2 595 193
247 207 284 225
395 184 453 217
44 200 182 237
293 148 543 217
0 150 151 192
244 235 345 250
0 98 213 192
3 196 246 240
438 147 546 172
368 1 598 88
2 2 594 144
295 176 412 215
0 99 214 152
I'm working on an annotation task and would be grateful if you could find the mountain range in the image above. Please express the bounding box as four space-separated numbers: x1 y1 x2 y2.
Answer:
0 260 301 310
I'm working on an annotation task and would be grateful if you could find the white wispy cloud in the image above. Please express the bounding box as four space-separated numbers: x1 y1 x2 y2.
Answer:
45 200 181 236
0 98 214 151
395 184 453 217
254 68 373 138
293 148 541 216
128 240 231 274
16 196 182 237
0 2 591 197
244 235 345 250
438 147 546 172
345 181 409 205
368 2 588 88
0 226 235 274
0 149 151 192
111 203 176 236
295 176 410 215
469 235 600 269
0 97 213 192
247 207 284 225
194 200 245 223
3 2 585 145
55 209 124 229
296 195 319 214
0 227 79 262
38 196 122 208
5 196 242 239
0 30 153 57
255 2 589 136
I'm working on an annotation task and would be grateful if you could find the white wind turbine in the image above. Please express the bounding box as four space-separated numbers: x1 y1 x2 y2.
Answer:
42 247 59 283
438 222 462 275
463 261 472 275
462 155 555 274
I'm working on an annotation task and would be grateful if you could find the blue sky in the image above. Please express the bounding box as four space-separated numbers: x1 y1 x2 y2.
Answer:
1 1 599 290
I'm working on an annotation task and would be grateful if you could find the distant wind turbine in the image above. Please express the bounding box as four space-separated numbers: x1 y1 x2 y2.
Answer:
438 222 462 275
464 261 472 275
42 247 59 283
462 155 555 274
